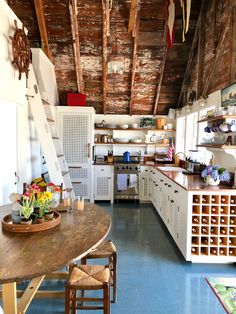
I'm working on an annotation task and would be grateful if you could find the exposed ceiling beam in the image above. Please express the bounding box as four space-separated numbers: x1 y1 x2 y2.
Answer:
33 0 52 61
153 24 167 116
102 0 110 114
203 16 231 96
177 0 208 108
69 0 84 93
129 10 140 116
230 0 236 83
128 0 139 33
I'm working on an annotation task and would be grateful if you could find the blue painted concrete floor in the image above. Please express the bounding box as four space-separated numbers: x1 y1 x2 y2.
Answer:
1 202 236 313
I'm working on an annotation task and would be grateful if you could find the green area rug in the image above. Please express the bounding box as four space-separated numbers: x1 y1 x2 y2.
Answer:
207 278 236 314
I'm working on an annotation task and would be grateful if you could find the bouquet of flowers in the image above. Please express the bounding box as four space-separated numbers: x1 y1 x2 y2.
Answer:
201 165 231 185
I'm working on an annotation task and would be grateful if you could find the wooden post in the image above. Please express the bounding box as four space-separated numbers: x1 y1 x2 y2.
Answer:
2 282 17 314
69 0 84 93
153 23 167 116
128 0 139 33
129 10 140 116
33 0 52 61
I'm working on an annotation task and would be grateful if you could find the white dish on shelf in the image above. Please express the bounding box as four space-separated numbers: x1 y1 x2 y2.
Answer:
129 124 139 129
119 124 129 129
130 139 142 143
114 138 129 143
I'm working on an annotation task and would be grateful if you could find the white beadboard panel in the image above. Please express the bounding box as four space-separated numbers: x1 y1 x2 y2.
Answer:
31 48 59 106
0 0 27 105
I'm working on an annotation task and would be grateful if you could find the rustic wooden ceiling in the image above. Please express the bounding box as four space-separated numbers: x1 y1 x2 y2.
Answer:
8 0 203 115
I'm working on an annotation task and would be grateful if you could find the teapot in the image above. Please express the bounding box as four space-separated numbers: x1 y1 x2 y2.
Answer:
123 151 131 162
150 133 157 143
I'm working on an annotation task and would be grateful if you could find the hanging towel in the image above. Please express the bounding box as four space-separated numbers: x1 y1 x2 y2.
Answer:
117 174 127 191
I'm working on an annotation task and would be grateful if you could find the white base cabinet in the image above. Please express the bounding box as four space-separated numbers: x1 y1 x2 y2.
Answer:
93 165 114 203
144 166 236 263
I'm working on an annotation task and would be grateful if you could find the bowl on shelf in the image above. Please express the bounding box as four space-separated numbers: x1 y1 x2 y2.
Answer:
119 124 129 129
129 123 139 129
130 139 142 143
114 138 129 143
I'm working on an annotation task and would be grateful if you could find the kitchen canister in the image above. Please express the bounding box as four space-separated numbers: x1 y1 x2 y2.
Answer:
156 118 166 130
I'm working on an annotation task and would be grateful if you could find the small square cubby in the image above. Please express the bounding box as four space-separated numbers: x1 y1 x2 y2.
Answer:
230 207 236 215
211 195 219 204
229 237 236 246
220 227 228 235
202 195 210 204
210 206 219 215
219 248 227 256
192 216 200 224
210 226 218 235
201 237 209 245
209 237 218 245
200 247 209 255
192 226 200 235
210 216 219 225
221 195 229 204
201 226 209 235
202 206 210 215
230 217 236 225
219 237 228 246
191 247 199 255
229 248 236 256
230 196 236 205
220 206 228 215
229 227 236 236
220 216 228 225
192 195 201 204
201 216 209 225
192 205 201 215
191 236 200 245
210 247 218 256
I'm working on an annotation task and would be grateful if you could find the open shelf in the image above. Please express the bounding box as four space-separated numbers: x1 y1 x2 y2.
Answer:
94 128 175 132
94 142 169 146
196 144 236 150
197 115 236 123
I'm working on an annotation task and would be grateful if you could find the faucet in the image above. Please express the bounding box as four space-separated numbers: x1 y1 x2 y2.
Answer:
175 152 187 167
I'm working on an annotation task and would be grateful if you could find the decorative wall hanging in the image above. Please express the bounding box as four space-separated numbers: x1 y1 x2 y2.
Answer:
180 0 192 42
167 0 175 48
9 20 30 80
221 82 236 107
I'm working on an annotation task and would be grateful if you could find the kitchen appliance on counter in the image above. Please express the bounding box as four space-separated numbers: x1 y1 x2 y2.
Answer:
114 157 140 200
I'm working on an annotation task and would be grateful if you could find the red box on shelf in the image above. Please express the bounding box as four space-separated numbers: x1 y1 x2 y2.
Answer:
67 93 86 106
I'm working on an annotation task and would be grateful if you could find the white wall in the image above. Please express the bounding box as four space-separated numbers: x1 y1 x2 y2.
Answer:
0 0 42 203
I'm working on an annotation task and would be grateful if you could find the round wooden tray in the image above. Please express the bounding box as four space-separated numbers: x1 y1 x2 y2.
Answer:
1 211 61 233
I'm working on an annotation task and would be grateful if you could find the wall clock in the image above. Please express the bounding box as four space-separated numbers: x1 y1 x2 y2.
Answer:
9 20 30 80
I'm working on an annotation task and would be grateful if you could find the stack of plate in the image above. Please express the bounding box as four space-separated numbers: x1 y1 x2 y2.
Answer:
114 138 129 143
105 124 116 129
119 124 129 129
130 139 142 143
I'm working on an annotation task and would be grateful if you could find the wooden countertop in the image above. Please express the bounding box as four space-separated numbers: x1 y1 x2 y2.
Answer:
0 202 111 284
155 167 234 191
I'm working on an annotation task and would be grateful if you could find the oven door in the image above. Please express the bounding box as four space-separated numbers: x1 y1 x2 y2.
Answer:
114 171 139 199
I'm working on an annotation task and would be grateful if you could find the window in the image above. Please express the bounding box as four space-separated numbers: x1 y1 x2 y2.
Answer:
185 112 198 154
176 116 186 154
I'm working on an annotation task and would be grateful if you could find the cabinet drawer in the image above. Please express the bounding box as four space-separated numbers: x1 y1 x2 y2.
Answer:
94 166 113 176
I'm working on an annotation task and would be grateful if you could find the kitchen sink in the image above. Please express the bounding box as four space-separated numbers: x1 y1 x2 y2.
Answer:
158 166 185 171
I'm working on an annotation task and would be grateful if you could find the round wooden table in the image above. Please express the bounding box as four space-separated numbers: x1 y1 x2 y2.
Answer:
0 202 111 313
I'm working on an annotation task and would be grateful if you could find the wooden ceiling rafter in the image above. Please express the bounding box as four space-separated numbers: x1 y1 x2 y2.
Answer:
128 0 139 34
33 0 52 61
177 0 208 108
102 0 110 114
203 16 231 96
129 8 140 116
153 23 168 116
69 0 84 93
230 0 236 83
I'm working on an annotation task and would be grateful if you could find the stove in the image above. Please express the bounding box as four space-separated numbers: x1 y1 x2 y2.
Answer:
114 164 141 172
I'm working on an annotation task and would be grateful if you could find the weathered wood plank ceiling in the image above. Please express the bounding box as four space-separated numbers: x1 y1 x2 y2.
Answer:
8 0 203 115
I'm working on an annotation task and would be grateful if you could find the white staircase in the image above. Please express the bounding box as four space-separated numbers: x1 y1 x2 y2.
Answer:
27 64 73 192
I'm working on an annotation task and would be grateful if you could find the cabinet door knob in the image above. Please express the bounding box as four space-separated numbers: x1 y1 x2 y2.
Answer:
168 185 171 188
164 183 168 186
161 180 163 182
170 200 174 203
174 190 178 193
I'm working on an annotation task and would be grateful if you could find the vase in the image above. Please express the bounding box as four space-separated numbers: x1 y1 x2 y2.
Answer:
204 175 220 186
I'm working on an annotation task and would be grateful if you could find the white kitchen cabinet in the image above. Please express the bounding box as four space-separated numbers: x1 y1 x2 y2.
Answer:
140 167 151 202
93 165 114 203
56 107 95 201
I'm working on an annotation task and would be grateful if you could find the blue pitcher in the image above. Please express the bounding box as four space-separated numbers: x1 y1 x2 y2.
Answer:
123 151 131 162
